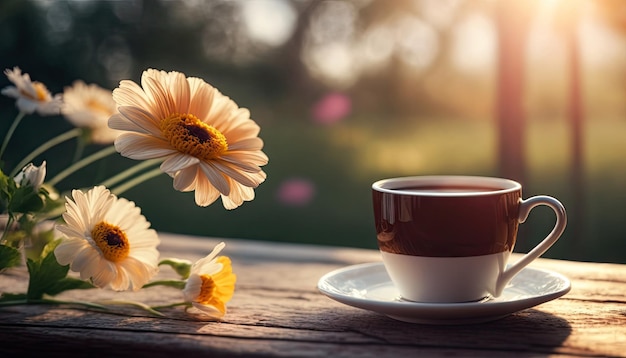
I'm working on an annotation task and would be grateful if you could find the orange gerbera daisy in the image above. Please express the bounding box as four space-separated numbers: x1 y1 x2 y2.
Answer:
108 69 268 209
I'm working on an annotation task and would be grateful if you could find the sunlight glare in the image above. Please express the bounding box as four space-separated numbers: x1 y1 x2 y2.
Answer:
393 15 439 71
413 0 462 30
304 41 357 87
240 0 297 47
302 1 360 87
359 24 395 71
450 12 496 73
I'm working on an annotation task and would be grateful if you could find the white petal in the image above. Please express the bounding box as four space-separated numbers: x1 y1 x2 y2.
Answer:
72 247 102 277
90 261 118 289
15 98 38 114
191 302 224 318
190 242 225 274
54 239 87 265
183 274 202 302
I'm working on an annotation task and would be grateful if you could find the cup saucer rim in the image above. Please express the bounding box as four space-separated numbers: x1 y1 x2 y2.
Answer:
317 261 571 324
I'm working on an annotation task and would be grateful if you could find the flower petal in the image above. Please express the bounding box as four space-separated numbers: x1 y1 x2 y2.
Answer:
198 162 230 196
161 153 200 173
193 173 221 207
54 186 160 292
211 161 262 188
172 167 197 191
113 80 152 109
116 106 161 136
188 77 214 120
170 71 190 114
115 133 176 160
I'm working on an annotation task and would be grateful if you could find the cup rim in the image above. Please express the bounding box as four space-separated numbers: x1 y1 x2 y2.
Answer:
372 175 521 197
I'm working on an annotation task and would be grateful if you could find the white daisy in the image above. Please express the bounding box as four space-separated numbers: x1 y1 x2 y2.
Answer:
54 186 160 291
1 67 62 115
62 80 122 144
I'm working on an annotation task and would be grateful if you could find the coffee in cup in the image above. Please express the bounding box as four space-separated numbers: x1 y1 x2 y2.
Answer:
372 175 567 303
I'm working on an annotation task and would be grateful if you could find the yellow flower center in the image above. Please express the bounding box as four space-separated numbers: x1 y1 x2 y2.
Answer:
33 82 48 101
91 221 130 262
20 82 49 102
86 99 113 115
160 113 228 160
195 257 236 308
197 274 218 305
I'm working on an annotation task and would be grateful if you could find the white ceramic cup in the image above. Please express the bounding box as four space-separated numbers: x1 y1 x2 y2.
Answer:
372 175 567 303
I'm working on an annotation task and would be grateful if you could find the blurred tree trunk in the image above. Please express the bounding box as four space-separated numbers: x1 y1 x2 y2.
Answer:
277 0 322 100
495 2 533 184
564 5 585 255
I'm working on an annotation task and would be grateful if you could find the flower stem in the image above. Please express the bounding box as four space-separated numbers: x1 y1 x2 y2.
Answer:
0 297 108 310
96 299 165 316
46 145 117 187
142 279 186 289
151 301 191 311
0 111 25 161
0 214 16 244
72 134 86 163
99 158 162 189
9 128 83 177
110 167 163 196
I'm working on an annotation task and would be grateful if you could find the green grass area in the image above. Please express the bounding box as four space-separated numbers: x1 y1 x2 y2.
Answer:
3 114 625 263
117 117 626 264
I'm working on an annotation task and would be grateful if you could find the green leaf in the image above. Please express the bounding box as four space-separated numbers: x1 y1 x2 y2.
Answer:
0 169 11 213
0 244 22 271
26 239 94 299
44 277 95 296
23 227 55 262
9 185 44 214
38 233 60 259
0 292 27 302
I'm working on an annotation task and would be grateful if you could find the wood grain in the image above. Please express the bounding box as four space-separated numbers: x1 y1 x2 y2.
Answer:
1 232 625 357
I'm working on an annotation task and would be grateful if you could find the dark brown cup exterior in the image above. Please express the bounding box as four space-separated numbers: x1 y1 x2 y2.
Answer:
372 185 521 257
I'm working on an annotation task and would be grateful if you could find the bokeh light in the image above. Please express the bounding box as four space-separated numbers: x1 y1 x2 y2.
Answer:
276 178 316 207
311 92 352 125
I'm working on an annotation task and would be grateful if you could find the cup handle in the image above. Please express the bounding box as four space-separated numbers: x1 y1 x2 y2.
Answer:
496 196 567 295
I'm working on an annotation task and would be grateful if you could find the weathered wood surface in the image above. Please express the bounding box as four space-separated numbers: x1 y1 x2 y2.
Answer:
1 232 625 357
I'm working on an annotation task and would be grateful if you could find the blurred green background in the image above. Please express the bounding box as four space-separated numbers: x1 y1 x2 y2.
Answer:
1 0 625 263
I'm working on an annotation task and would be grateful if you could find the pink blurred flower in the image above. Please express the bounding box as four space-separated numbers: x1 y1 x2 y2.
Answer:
276 178 315 206
311 92 351 125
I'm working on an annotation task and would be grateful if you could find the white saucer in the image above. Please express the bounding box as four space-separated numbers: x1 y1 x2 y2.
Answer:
317 262 571 325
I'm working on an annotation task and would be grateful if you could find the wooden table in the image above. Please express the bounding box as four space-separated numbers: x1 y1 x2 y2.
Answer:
1 232 625 357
